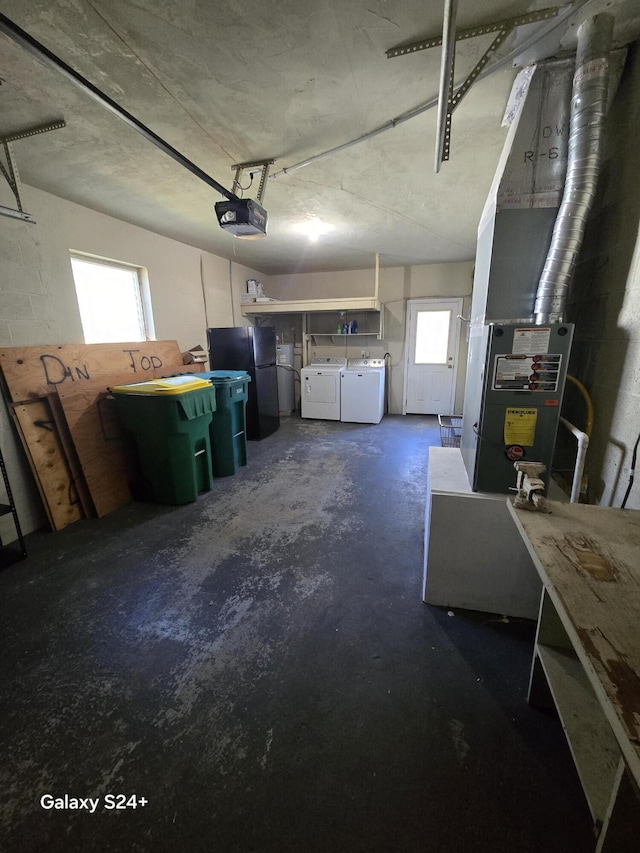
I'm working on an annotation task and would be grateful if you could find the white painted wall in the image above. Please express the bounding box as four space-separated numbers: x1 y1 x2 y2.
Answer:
269 268 376 300
269 262 473 415
0 185 264 538
381 263 473 415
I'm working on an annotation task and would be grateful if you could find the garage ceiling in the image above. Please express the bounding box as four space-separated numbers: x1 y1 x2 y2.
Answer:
0 0 639 275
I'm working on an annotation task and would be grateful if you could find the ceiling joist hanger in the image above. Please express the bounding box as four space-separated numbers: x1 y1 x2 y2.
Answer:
387 5 559 172
0 120 66 223
231 159 275 203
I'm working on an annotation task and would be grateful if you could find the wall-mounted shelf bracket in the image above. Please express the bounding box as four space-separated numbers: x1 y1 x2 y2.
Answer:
0 119 66 223
0 443 27 566
231 159 275 204
386 6 559 171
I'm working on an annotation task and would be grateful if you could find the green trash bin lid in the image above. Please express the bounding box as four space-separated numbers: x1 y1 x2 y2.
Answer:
200 370 251 384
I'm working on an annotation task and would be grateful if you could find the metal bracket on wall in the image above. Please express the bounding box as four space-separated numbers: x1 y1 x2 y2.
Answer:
0 120 66 223
231 159 275 204
386 6 559 171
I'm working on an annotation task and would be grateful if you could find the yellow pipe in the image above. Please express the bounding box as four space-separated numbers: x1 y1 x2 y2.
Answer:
566 374 594 438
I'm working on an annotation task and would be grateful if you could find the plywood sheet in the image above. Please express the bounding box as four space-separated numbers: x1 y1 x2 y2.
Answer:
55 378 140 518
10 408 55 531
0 340 183 403
48 395 96 519
12 400 83 530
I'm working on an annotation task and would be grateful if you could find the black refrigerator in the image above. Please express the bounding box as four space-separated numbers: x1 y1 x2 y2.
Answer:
207 326 280 440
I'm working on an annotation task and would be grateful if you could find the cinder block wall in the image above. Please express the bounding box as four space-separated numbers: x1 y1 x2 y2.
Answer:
565 40 640 508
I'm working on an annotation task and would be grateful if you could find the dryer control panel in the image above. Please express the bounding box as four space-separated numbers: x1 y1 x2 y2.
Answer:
309 357 347 367
346 358 385 368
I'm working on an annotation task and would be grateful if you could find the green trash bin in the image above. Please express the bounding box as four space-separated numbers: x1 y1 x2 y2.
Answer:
110 375 217 505
200 370 251 477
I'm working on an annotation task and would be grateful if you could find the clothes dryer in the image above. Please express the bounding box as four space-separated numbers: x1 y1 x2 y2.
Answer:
301 357 347 420
340 358 385 424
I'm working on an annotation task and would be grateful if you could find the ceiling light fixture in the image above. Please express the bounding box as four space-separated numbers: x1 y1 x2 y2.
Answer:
295 219 334 242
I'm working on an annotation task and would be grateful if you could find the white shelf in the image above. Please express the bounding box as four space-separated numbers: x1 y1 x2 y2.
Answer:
241 296 381 316
536 643 622 825
307 333 381 344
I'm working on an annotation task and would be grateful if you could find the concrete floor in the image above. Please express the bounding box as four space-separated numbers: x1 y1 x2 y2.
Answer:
0 414 594 852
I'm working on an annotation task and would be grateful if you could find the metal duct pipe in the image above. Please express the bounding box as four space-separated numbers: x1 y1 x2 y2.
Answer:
534 14 614 325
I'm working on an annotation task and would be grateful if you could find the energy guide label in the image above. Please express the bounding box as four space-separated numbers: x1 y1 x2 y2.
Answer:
492 354 562 391
504 408 537 446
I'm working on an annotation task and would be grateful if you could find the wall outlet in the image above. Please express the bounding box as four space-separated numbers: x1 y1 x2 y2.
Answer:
361 350 366 357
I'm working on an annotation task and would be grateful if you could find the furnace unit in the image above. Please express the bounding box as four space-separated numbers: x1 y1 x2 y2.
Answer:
462 322 573 494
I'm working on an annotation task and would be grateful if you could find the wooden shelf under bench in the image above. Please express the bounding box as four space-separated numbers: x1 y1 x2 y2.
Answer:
508 499 640 851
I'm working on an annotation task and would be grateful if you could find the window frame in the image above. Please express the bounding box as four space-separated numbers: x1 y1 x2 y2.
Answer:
69 251 155 344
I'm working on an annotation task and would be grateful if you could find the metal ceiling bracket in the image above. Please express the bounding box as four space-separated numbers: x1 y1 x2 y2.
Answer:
0 120 66 223
434 0 458 173
440 27 512 166
0 204 35 222
387 6 559 170
2 119 66 143
386 7 559 58
231 159 275 203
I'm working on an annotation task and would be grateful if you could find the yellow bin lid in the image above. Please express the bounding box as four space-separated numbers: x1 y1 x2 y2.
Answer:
110 375 212 395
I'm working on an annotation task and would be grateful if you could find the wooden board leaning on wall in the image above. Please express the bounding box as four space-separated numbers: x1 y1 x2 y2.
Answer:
11 399 84 530
56 373 153 518
0 341 203 530
0 340 188 403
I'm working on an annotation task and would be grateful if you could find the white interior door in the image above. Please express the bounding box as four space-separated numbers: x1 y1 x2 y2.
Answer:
404 298 461 415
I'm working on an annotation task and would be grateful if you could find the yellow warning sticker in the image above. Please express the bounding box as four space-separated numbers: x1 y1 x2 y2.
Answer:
504 408 537 446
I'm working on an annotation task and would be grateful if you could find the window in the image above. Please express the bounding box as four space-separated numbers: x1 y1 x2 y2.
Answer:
414 310 451 364
70 254 154 344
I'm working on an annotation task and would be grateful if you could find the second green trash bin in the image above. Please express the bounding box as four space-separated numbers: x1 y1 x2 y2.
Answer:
201 370 251 477
110 375 217 505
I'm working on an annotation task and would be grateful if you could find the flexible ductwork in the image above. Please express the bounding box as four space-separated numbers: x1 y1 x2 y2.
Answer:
534 14 614 325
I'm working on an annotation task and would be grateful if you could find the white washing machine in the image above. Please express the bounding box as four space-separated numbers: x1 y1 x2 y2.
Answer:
301 357 347 420
340 358 385 424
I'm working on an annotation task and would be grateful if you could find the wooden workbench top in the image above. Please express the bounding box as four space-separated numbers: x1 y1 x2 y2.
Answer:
507 499 640 788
